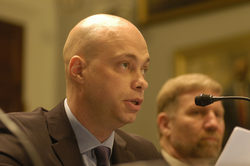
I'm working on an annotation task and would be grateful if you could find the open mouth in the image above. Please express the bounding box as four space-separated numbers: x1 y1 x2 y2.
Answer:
131 101 139 105
125 99 143 111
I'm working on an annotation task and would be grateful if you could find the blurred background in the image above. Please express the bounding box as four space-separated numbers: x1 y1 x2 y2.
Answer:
1 0 250 150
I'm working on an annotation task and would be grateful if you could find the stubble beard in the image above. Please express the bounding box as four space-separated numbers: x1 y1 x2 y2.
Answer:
173 139 221 161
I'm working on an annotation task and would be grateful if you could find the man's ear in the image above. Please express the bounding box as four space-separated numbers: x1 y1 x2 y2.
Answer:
157 112 171 136
69 55 86 84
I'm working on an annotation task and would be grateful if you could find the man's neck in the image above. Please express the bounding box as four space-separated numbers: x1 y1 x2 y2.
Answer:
161 146 214 166
66 98 114 142
183 158 214 166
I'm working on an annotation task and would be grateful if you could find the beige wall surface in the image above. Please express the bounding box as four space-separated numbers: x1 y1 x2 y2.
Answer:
1 0 250 149
0 0 60 111
130 2 250 149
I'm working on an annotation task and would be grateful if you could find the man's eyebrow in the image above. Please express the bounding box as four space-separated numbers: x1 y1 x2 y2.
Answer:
125 54 150 64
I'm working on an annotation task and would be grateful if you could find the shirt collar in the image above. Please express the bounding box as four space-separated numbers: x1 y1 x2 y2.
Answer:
161 149 190 166
64 98 114 155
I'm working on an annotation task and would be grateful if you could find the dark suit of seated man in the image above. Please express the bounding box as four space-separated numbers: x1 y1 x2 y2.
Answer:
0 14 162 166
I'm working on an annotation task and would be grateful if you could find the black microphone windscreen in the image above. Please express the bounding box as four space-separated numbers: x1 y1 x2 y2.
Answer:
195 94 213 107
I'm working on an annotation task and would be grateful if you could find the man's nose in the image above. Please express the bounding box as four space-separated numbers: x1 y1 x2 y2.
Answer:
131 72 148 91
204 111 219 131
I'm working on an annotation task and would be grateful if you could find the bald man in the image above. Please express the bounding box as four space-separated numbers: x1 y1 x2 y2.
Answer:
0 14 164 166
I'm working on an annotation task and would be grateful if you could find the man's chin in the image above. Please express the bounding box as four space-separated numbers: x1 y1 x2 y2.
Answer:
196 147 221 158
118 116 137 128
196 142 221 158
125 116 137 124
125 113 138 123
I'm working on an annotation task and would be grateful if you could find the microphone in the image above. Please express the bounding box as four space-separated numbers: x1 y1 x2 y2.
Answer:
195 93 250 107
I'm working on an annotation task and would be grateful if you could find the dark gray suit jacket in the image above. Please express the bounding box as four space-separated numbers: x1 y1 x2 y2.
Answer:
0 100 163 166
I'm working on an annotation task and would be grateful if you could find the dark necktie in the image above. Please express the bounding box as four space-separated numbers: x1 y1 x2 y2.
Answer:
95 146 110 166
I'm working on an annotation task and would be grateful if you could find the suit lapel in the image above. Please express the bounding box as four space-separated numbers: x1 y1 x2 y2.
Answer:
111 131 136 164
52 137 83 166
46 100 83 166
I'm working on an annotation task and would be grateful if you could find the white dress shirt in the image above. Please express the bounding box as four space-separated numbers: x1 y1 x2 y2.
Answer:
161 149 189 166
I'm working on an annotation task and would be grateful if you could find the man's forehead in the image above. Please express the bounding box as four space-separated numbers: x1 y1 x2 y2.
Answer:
176 92 204 110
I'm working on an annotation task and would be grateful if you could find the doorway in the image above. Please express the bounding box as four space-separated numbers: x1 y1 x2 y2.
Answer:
0 20 23 113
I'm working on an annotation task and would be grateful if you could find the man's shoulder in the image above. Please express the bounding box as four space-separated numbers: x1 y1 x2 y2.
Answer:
3 99 65 124
114 129 161 157
112 129 165 165
0 107 50 166
3 107 49 127
8 106 48 116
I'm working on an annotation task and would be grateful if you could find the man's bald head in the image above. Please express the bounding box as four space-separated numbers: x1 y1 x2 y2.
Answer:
63 14 139 65
63 14 146 95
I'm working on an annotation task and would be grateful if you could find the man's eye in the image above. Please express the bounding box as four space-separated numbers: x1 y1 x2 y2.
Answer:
120 63 129 69
191 111 201 115
215 111 223 118
141 68 149 76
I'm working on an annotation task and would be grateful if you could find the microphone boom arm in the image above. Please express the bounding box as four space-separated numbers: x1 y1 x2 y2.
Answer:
213 96 250 102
